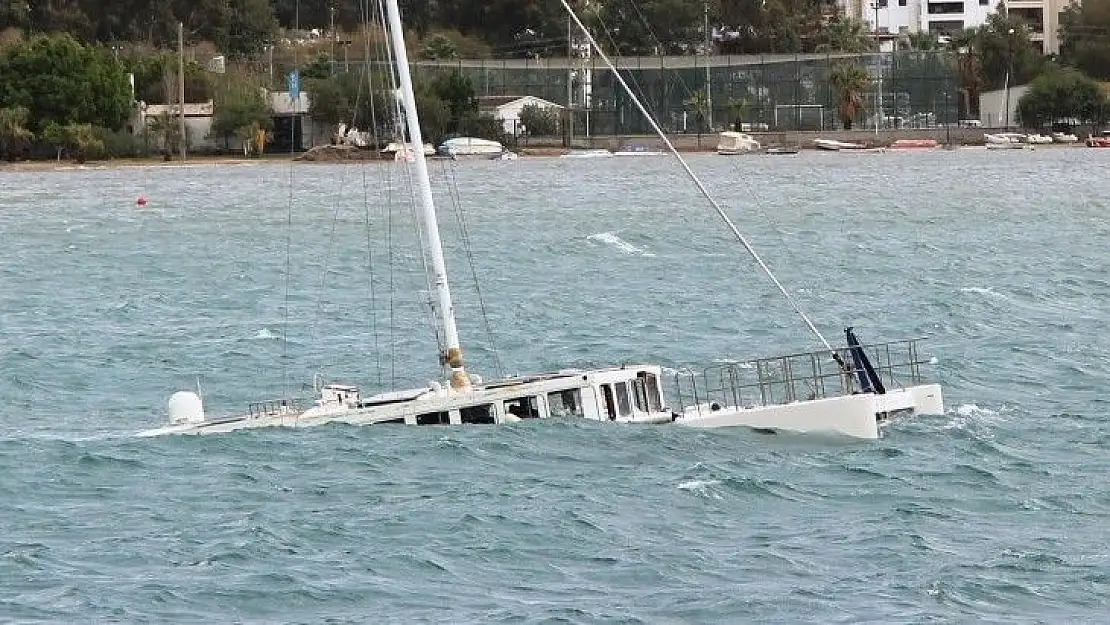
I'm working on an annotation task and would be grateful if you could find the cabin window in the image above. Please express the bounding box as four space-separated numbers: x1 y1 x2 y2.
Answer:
460 404 495 424
638 372 662 412
416 411 449 425
600 384 617 420
548 389 584 418
378 417 405 425
504 396 540 419
632 378 648 412
614 382 632 417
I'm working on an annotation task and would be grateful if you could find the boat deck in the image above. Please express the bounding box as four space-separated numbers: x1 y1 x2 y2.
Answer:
671 338 934 417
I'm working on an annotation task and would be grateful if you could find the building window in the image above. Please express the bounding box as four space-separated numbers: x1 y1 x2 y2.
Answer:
979 0 988 4
899 0 906 5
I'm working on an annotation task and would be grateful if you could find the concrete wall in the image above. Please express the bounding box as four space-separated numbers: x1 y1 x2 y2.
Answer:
519 128 988 151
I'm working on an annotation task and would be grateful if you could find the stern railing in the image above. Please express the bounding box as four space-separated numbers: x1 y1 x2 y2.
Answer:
673 338 933 416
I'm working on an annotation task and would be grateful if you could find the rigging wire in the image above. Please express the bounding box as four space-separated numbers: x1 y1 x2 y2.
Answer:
439 159 505 379
376 0 448 380
360 0 384 388
609 0 800 290
280 0 303 397
559 0 836 355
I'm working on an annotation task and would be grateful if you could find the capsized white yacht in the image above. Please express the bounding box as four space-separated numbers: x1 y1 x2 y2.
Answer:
140 0 944 440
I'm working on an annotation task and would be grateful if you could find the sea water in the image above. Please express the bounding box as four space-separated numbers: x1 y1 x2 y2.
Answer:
1 149 1108 622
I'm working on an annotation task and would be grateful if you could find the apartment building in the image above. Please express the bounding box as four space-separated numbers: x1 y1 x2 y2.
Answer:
839 0 1069 54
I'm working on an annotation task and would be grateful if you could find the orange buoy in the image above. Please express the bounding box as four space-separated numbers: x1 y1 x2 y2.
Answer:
136 195 148 207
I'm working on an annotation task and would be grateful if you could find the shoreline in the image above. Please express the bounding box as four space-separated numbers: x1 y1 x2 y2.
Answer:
0 141 1093 172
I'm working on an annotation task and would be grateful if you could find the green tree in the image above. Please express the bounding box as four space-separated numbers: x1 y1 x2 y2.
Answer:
307 77 352 130
69 123 105 162
816 15 875 53
146 112 183 158
41 121 104 163
41 121 72 161
899 31 941 52
1059 0 1110 80
422 33 458 60
519 103 558 135
414 85 453 145
828 62 870 130
301 53 333 80
0 105 34 160
975 3 1043 91
593 0 702 55
716 0 827 54
1016 66 1109 129
431 70 478 124
0 34 131 133
210 80 272 151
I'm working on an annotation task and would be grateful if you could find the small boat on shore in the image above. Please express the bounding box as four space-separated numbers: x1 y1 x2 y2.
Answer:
890 139 938 150
1086 133 1110 148
764 146 800 155
437 136 504 158
613 144 665 156
985 133 1027 149
716 131 761 155
814 138 869 151
561 148 613 158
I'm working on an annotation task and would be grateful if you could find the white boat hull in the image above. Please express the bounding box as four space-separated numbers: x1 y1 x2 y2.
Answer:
675 383 943 439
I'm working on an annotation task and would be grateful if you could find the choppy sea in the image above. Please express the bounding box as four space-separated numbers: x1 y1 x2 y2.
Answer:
1 148 1108 622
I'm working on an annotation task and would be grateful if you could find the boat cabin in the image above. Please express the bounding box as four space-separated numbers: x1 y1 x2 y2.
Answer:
301 365 673 428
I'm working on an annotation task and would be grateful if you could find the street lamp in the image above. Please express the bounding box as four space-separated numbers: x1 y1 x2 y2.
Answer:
1004 27 1015 129
870 1 884 134
263 44 274 85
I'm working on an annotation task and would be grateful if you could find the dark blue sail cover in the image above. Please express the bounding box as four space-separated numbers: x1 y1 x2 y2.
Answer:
846 327 886 395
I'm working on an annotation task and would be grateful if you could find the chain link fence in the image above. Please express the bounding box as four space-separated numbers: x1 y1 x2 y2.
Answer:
405 52 959 136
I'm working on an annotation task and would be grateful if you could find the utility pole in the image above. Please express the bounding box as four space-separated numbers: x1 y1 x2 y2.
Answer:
1004 27 1015 128
871 2 881 135
178 21 186 161
704 0 713 131
330 5 336 64
566 9 574 147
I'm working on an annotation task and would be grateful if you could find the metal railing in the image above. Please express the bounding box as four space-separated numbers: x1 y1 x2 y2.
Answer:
672 338 932 416
247 398 302 419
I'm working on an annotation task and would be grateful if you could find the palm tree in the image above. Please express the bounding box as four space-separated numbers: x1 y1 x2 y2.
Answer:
0 106 34 161
828 63 870 130
683 88 710 144
948 28 982 120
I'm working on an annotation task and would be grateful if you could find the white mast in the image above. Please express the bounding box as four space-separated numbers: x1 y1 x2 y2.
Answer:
383 0 470 390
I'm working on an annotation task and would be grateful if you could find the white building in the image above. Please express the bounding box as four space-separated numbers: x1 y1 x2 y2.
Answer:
841 0 1068 53
477 95 563 136
131 100 219 151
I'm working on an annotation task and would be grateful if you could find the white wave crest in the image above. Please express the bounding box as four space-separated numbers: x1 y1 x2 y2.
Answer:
960 286 1007 299
587 231 653 256
254 328 279 340
677 479 722 499
943 403 1006 431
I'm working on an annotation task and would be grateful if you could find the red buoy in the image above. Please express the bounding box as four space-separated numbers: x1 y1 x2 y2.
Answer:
136 194 148 207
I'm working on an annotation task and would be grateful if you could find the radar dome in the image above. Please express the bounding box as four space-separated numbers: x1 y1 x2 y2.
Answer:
168 391 205 424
